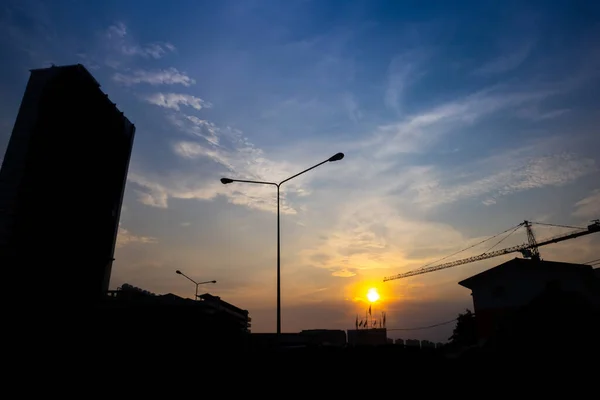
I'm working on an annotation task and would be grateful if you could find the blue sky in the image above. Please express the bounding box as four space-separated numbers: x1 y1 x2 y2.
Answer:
1 0 599 341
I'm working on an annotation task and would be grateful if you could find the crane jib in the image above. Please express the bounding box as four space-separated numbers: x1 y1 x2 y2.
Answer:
383 219 600 282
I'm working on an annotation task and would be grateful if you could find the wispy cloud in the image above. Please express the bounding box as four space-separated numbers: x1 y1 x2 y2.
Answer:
331 269 357 277
128 170 225 209
128 162 301 215
369 85 552 157
0 0 66 64
113 68 196 86
516 107 571 121
72 22 179 71
573 189 600 220
129 84 330 214
116 225 157 247
106 22 127 39
144 93 211 111
172 141 230 165
105 22 176 60
128 113 308 214
130 127 311 212
132 71 596 243
283 109 596 279
474 40 535 76
384 52 424 112
409 152 597 209
297 194 491 278
167 114 220 145
342 92 362 123
124 43 175 59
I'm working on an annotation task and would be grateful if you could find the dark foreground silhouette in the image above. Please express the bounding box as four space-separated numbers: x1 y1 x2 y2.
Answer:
84 286 599 363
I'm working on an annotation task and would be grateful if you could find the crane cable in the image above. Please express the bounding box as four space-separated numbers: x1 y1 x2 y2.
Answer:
417 222 524 270
482 223 523 254
418 220 587 271
531 221 586 230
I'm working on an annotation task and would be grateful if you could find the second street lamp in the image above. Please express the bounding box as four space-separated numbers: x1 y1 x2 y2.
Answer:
175 270 216 300
220 152 345 338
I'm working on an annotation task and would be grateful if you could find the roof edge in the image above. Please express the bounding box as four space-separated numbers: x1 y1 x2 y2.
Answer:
458 257 594 289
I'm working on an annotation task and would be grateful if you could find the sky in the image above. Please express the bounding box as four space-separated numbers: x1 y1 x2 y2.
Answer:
1 0 599 342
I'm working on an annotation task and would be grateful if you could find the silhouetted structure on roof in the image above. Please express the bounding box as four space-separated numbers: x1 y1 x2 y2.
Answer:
0 64 135 305
459 258 600 344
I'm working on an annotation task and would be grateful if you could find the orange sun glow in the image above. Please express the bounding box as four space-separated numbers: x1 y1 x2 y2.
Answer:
367 288 380 303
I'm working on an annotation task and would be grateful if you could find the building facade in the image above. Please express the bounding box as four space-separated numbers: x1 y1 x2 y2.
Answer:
458 258 600 341
0 64 135 305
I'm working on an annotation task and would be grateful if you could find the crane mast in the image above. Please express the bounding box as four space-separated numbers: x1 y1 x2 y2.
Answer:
383 219 600 282
524 220 540 260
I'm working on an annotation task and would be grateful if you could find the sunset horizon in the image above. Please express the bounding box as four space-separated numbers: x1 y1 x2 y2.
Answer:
1 0 599 344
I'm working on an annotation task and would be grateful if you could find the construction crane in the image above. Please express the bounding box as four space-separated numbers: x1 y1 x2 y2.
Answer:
383 219 600 282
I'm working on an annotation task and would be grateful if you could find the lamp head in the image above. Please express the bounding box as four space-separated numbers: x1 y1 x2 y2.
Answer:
220 178 234 184
328 152 344 162
176 270 182 274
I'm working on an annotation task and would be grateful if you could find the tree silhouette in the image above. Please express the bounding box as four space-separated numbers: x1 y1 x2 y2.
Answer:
448 309 477 347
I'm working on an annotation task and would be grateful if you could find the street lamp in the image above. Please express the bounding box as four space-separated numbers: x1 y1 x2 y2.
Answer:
175 270 216 300
220 152 345 337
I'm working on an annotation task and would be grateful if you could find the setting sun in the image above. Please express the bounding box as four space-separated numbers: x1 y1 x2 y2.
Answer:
367 288 380 303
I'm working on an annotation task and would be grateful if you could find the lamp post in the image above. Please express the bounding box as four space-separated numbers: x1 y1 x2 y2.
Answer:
220 152 344 338
175 270 216 300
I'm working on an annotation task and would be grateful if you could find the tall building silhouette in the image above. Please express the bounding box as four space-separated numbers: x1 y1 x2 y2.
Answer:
0 64 135 305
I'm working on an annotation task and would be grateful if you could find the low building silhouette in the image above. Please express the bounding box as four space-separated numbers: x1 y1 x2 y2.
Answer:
99 284 250 350
249 333 305 349
197 293 251 333
249 329 346 350
347 328 387 346
459 258 600 345
300 329 346 346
